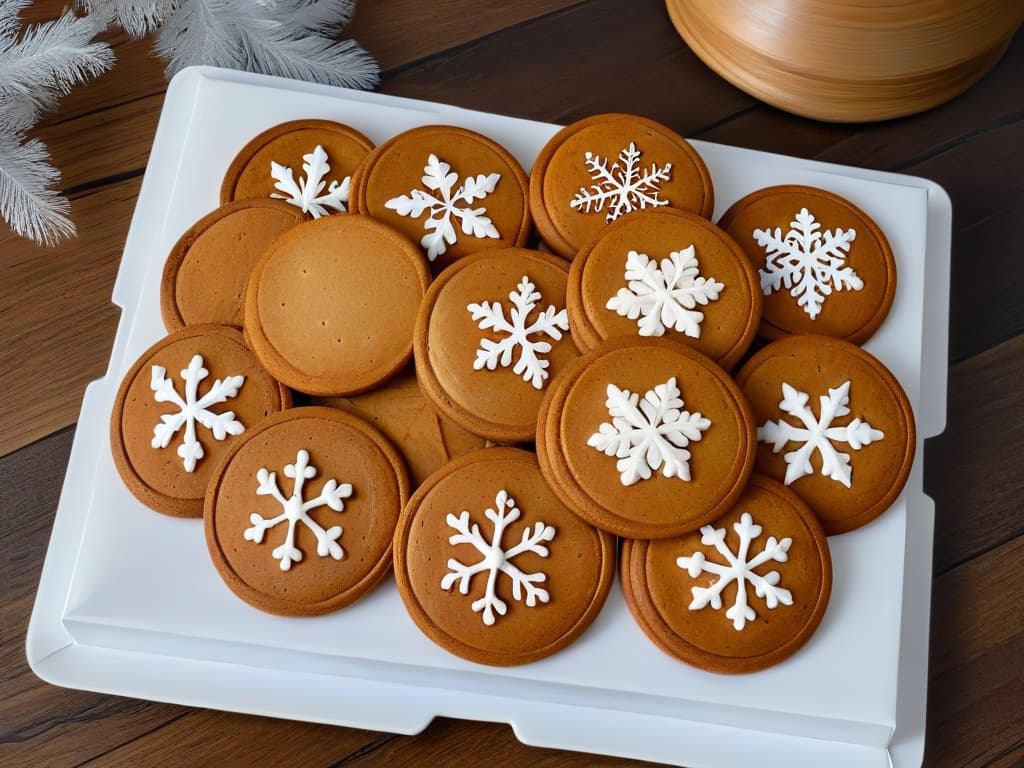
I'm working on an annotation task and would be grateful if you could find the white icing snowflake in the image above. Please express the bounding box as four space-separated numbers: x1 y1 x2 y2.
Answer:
270 144 350 218
606 246 724 338
570 142 672 223
754 207 863 319
243 449 353 572
467 275 569 390
587 376 711 486
677 512 793 631
384 154 501 261
150 354 245 473
441 490 556 626
758 380 884 488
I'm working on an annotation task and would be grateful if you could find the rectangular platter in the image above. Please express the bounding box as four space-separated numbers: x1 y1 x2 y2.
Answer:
27 67 951 768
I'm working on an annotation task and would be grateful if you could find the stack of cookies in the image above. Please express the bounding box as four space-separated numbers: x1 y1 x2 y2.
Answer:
110 113 915 674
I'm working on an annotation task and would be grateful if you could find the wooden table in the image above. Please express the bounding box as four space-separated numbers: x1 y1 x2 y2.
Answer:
2 2 1021 765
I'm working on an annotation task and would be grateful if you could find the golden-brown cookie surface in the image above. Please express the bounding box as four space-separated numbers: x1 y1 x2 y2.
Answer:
205 407 409 617
415 248 577 443
622 475 832 674
537 337 756 539
350 125 531 269
735 335 915 535
110 324 290 518
567 207 760 369
244 214 431 396
530 113 714 258
221 119 374 212
394 447 615 666
161 199 304 332
717 185 896 343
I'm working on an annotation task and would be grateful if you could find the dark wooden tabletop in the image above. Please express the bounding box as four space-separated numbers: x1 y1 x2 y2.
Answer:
2 2 1022 766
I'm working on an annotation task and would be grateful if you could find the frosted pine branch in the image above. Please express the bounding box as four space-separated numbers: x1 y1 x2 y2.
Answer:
77 0 179 38
0 133 74 245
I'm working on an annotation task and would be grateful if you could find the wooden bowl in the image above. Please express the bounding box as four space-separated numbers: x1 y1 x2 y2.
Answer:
666 0 1023 122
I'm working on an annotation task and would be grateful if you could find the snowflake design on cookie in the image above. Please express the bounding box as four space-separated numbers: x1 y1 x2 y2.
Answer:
384 154 501 261
441 490 556 626
753 208 863 319
587 377 711 486
606 246 724 338
271 144 350 218
243 449 353 572
570 142 672 223
467 275 569 390
677 512 793 631
758 380 884 488
150 354 245 473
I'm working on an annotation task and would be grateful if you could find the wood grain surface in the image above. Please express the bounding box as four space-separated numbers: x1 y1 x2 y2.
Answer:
2 1 1021 766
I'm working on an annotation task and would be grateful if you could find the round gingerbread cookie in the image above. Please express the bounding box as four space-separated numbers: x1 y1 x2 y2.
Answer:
735 335 916 535
220 119 374 216
244 214 431 396
394 447 615 666
529 113 714 259
350 125 531 269
161 199 305 332
110 324 291 518
717 185 896 344
415 248 577 443
311 367 489 488
537 337 756 539
205 407 409 616
621 475 832 674
567 207 761 369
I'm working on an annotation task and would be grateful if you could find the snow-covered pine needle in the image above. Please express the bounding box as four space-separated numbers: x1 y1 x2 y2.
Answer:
76 0 178 38
0 132 75 245
261 0 356 35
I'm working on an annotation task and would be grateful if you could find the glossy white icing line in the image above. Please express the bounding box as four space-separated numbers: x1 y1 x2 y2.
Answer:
441 490 555 627
271 144 350 217
385 153 501 261
587 376 711 487
606 245 723 338
150 354 245 472
570 142 672 222
467 274 569 390
758 380 884 488
243 449 352 572
753 207 862 319
677 511 794 631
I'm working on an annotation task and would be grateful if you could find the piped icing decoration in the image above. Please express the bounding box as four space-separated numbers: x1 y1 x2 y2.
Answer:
570 142 672 222
753 207 863 319
587 376 711 486
441 489 556 626
243 449 353 572
606 246 724 338
271 144 350 218
467 275 570 390
676 512 793 631
758 380 884 488
150 354 245 472
385 154 501 261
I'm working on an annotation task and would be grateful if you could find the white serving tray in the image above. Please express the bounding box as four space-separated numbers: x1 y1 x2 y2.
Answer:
27 67 950 768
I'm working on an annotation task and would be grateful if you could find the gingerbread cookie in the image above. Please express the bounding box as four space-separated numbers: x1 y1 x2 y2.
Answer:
350 125 531 269
414 248 577 443
567 207 761 369
717 185 896 344
110 324 290 518
161 199 305 332
537 337 756 539
244 214 431 396
205 407 409 616
221 119 374 217
736 335 915 535
312 368 488 488
529 113 714 259
394 447 615 666
622 475 832 673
